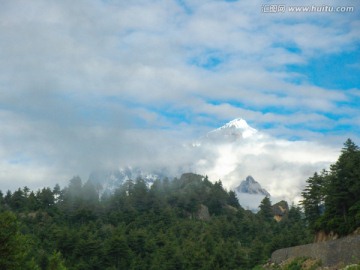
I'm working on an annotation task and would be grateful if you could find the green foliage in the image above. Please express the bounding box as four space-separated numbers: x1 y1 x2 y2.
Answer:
258 196 273 221
1 173 312 270
301 139 360 236
47 251 67 270
0 211 40 269
301 170 328 232
285 257 307 270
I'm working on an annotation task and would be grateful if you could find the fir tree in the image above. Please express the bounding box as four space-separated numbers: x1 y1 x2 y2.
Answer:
258 196 273 221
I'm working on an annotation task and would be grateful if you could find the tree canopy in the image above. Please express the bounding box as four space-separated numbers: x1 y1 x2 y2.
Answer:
301 139 360 235
0 173 310 269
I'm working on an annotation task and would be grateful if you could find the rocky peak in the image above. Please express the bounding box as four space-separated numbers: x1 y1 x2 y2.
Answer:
235 175 270 196
272 200 289 222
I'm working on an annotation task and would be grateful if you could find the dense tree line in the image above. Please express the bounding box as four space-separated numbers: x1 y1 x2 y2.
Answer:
301 139 360 236
0 173 310 269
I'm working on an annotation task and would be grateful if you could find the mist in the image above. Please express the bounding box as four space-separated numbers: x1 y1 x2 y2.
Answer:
0 0 357 199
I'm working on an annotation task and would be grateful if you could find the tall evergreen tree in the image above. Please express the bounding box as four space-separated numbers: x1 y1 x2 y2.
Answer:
302 139 360 235
227 190 241 208
0 190 4 211
47 251 68 270
324 139 360 234
301 171 327 232
38 187 55 210
258 196 273 221
11 188 26 211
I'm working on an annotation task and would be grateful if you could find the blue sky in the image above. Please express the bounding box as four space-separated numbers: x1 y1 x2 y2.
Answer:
288 49 360 89
0 0 359 191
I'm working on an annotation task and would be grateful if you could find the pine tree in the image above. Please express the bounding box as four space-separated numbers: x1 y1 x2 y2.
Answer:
131 178 149 212
258 196 273 221
11 188 26 211
323 139 360 234
47 251 68 270
0 212 32 269
62 176 83 215
227 190 240 208
38 187 55 210
301 171 327 232
53 184 62 204
0 190 4 211
301 139 360 235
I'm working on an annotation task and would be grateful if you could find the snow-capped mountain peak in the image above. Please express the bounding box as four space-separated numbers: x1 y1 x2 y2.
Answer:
233 175 270 212
206 118 259 141
220 118 258 138
220 118 252 130
235 175 270 196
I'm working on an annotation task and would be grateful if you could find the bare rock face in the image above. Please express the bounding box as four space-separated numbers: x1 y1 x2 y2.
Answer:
272 200 289 222
196 204 210 221
272 234 360 267
314 231 339 243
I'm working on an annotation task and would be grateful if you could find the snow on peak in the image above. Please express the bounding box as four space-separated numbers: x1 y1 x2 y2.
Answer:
221 118 251 129
215 118 258 139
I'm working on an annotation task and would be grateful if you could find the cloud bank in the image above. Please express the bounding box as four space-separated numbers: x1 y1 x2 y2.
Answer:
191 124 339 204
0 0 358 193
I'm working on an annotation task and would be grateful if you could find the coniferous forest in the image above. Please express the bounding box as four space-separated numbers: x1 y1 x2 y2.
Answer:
1 139 360 270
301 139 360 236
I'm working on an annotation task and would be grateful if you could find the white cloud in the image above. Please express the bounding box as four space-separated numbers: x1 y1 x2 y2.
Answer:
194 129 339 204
0 0 358 193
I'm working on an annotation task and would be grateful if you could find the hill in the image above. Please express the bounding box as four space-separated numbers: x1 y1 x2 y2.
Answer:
0 172 310 270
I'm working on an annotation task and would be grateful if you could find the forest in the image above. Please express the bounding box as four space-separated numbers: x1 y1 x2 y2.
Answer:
301 138 360 236
1 139 359 270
